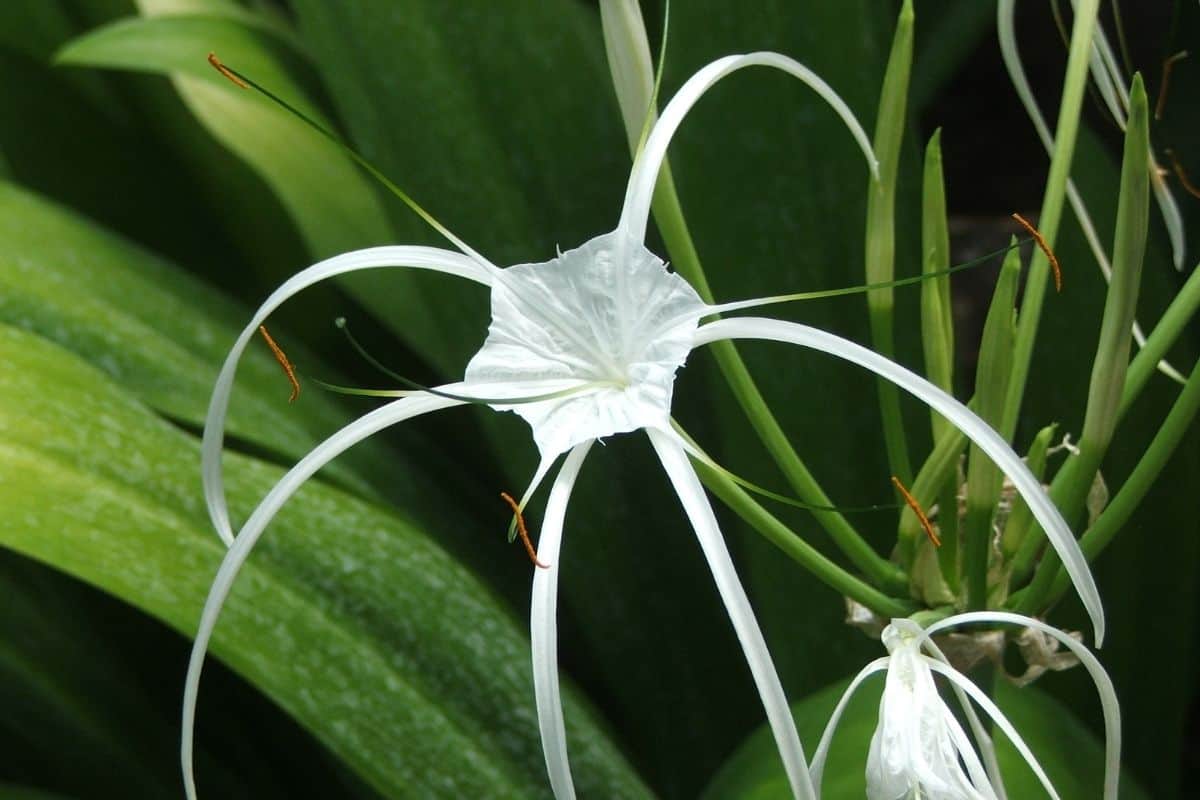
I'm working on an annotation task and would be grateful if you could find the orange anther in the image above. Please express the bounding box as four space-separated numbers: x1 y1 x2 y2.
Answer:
1155 51 1188 121
1012 213 1062 293
501 492 549 569
208 52 249 89
258 325 300 403
892 475 941 548
1166 149 1200 200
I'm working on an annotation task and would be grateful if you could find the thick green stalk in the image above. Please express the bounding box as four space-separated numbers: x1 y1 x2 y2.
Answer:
1037 356 1200 607
692 456 915 618
654 178 905 591
866 0 915 485
919 129 959 589
1017 75 1151 615
1119 263 1200 418
597 0 904 590
963 247 1020 609
999 0 1101 441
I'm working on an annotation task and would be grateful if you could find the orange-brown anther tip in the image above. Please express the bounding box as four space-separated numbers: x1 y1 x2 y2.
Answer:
891 475 941 548
208 52 249 89
1012 213 1062 293
258 325 300 403
501 491 549 569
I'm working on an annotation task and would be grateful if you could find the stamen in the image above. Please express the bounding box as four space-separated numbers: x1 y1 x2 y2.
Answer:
1165 148 1200 199
1012 213 1062 292
1155 50 1189 121
501 491 549 569
258 325 300 403
207 52 249 89
892 475 941 547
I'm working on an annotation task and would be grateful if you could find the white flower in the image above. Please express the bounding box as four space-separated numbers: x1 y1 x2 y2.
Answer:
183 53 1105 800
811 612 1121 800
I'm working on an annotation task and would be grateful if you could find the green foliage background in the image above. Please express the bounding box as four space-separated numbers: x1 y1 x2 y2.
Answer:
0 1 1196 798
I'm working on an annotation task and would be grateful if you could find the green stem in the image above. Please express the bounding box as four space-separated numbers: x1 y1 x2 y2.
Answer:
692 456 915 618
1119 263 1200 419
999 0 1101 441
865 0 915 485
1023 355 1200 610
651 168 906 592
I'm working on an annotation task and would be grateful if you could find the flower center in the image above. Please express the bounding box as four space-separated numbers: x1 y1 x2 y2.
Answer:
465 231 707 458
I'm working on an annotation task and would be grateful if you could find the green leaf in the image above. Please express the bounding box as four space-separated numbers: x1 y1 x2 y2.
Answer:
0 323 651 799
701 675 1148 800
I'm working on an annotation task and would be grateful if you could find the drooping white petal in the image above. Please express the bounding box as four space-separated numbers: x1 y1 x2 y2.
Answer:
616 52 879 248
869 621 998 800
924 610 1121 800
693 317 1106 645
467 232 706 460
810 657 890 794
182 389 465 800
917 634 1008 799
529 441 593 800
647 427 816 800
923 659 1061 800
202 246 492 547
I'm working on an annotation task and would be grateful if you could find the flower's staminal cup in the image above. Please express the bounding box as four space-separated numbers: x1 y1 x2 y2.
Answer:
187 54 1105 800
810 611 1120 800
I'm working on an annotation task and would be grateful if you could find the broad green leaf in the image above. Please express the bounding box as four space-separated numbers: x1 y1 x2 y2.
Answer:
0 180 379 495
0 323 652 799
702 675 1148 799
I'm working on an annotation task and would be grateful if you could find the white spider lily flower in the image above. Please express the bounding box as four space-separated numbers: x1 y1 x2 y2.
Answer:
184 52 1104 800
810 611 1120 800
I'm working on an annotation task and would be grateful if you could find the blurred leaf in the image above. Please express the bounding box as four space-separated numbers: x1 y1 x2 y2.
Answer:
701 675 1149 799
0 323 652 799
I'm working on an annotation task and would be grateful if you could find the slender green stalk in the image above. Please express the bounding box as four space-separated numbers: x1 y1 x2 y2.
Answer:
1017 75 1151 615
921 128 954 431
999 0 1101 441
865 0 915 485
963 246 1020 610
1035 355 1200 608
1119 264 1200 418
691 456 915 618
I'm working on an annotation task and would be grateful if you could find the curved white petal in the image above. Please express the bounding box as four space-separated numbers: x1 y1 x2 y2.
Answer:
647 427 816 800
530 441 593 800
182 389 465 800
693 317 1106 645
810 657 890 794
616 52 878 247
924 610 1121 800
923 658 1061 800
203 246 491 547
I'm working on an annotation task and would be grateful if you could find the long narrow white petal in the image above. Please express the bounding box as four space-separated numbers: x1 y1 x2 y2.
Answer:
693 317 1106 644
647 427 816 800
202 246 491 547
810 657 890 794
599 0 657 153
530 441 593 800
616 52 878 247
182 390 465 800
923 658 1061 800
924 610 1121 800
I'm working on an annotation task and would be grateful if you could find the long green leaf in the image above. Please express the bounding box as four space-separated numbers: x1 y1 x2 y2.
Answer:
0 323 651 799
